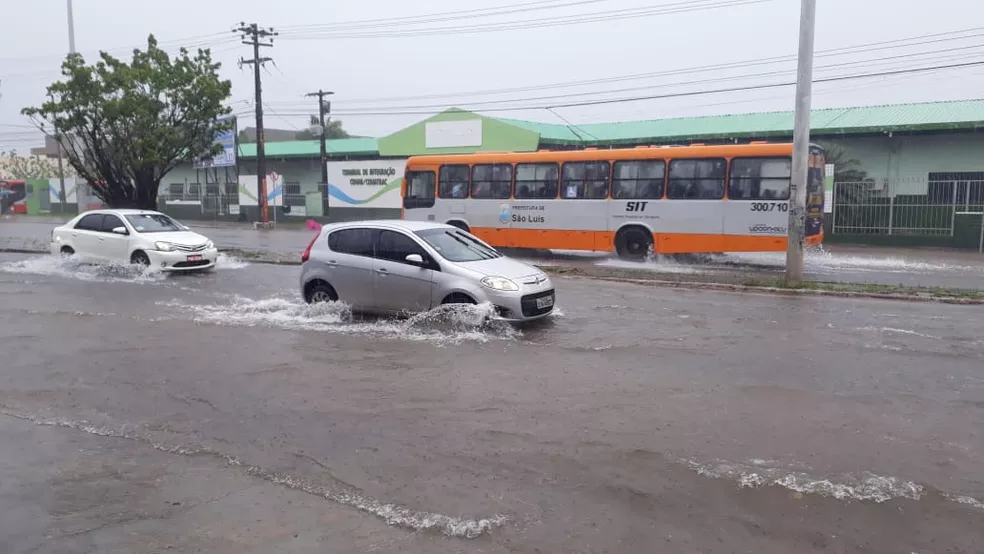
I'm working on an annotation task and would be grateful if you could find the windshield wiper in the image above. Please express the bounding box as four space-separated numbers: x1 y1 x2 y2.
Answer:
446 232 495 260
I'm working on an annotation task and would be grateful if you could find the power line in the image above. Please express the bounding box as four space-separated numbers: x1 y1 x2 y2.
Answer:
282 0 610 33
267 60 984 117
265 46 984 113
266 27 984 107
278 0 770 40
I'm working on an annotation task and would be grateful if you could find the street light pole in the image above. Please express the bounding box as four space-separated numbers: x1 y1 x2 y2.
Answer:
785 0 817 286
58 0 76 214
66 0 76 53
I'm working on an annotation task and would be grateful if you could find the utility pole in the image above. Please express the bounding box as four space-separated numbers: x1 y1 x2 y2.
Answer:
785 0 816 286
235 22 277 225
305 89 333 216
66 0 76 53
58 0 76 213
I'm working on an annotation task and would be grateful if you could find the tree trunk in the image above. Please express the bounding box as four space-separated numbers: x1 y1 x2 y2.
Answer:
134 172 160 211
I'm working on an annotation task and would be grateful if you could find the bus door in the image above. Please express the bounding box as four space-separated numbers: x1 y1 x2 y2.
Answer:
437 165 469 220
403 169 436 222
659 159 727 253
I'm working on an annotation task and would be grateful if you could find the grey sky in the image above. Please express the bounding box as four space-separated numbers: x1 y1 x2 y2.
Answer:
1 0 982 151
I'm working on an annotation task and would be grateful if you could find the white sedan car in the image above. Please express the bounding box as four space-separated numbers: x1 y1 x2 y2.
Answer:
50 209 218 271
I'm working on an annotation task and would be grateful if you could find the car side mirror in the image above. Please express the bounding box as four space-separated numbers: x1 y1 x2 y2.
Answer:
404 253 424 265
112 226 128 235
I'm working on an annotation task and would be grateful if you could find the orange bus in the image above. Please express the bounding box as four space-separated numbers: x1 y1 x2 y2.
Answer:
401 143 825 259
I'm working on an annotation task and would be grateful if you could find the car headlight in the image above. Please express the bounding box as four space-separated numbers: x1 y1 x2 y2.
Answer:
205 240 214 249
481 276 519 292
154 241 175 252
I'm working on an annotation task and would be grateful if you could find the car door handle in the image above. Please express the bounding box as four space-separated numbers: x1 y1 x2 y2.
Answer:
326 260 337 266
98 237 105 242
376 268 389 274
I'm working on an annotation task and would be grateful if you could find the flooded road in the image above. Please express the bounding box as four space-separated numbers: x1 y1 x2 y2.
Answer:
4 217 984 290
0 252 982 553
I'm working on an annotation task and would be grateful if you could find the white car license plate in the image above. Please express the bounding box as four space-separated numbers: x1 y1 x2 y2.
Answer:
187 254 203 262
536 295 554 309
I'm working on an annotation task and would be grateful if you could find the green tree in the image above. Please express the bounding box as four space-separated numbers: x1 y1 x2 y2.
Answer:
22 35 232 209
294 115 351 140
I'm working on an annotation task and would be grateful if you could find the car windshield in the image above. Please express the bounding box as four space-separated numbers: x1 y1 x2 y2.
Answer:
414 228 502 262
124 213 183 233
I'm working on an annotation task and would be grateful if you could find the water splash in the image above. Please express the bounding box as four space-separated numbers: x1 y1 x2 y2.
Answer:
683 458 923 503
161 296 521 345
0 255 167 283
215 253 249 270
1 409 506 538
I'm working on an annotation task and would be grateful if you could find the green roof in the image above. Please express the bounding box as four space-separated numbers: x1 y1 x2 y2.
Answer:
496 99 984 145
237 137 378 159
235 100 984 159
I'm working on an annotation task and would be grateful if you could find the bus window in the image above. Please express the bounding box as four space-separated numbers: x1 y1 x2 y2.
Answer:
515 163 559 199
471 164 512 199
404 170 436 209
612 160 664 199
729 157 791 200
562 161 610 199
439 165 470 199
667 158 726 199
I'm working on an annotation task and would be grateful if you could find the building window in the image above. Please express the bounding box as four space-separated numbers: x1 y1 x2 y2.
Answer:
439 165 470 198
612 160 664 199
729 157 792 200
471 164 513 199
515 163 559 199
927 172 984 209
667 158 726 199
562 161 610 199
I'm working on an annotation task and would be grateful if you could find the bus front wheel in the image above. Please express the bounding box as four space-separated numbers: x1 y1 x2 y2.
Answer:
615 227 653 261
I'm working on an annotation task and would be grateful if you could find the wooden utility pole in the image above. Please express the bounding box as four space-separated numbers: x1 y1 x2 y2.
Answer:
305 89 333 216
235 22 277 224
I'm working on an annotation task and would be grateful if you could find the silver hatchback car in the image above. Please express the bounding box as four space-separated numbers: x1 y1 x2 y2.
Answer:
299 220 555 321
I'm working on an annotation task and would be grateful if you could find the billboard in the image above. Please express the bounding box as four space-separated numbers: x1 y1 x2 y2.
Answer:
194 116 236 169
325 159 407 209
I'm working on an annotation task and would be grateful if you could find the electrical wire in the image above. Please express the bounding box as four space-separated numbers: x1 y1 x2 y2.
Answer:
278 0 770 40
265 27 984 107
262 47 984 114
263 60 984 116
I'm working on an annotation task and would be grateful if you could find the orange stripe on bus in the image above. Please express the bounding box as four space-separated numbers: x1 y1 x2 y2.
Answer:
469 227 822 254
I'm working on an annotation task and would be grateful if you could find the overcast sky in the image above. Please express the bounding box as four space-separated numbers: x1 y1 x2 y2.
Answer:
2 0 983 151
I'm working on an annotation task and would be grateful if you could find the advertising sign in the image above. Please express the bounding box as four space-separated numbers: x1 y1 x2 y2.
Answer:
324 159 407 209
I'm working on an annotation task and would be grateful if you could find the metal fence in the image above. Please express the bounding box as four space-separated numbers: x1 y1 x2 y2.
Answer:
832 179 984 251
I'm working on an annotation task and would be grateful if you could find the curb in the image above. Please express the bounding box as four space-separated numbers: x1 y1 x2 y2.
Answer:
3 246 982 304
575 275 984 305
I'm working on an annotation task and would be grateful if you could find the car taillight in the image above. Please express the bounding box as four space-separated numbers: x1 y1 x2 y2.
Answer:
301 233 319 263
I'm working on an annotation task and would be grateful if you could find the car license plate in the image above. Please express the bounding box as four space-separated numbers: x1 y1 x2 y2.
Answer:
187 255 203 261
536 295 554 309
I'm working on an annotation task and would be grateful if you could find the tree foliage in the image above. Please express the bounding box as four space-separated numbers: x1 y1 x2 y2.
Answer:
22 35 232 209
294 115 351 140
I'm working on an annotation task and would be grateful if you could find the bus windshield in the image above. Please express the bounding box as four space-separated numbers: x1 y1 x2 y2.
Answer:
415 228 501 262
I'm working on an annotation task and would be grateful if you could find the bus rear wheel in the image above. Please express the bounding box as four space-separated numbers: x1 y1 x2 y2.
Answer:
615 227 653 261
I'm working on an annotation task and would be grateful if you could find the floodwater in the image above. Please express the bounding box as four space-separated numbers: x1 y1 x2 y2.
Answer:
4 217 984 289
0 252 982 553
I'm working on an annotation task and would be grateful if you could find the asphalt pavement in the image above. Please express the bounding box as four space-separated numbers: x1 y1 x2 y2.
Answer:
4 216 984 290
0 251 981 553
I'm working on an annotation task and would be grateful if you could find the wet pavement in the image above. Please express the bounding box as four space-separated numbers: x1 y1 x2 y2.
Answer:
4 216 984 290
0 251 982 553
